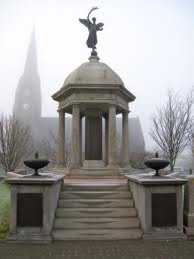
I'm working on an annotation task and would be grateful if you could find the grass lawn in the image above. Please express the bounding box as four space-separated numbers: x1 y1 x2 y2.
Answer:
0 181 10 239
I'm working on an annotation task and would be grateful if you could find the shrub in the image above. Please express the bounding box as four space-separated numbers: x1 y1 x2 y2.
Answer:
0 182 10 239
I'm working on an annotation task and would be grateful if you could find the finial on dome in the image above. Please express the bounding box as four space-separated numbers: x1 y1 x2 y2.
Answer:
89 51 100 62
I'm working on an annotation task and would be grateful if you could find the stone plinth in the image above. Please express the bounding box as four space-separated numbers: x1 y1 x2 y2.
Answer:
6 174 63 243
128 173 187 240
83 160 105 168
184 176 194 239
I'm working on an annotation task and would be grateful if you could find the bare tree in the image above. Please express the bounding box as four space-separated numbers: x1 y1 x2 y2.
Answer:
150 90 193 171
38 130 72 168
38 138 57 163
0 115 32 172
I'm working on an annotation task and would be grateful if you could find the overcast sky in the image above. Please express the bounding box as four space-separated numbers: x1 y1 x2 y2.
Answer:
0 0 193 150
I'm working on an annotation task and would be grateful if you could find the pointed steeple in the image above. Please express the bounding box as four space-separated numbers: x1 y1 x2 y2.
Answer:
13 28 41 128
24 28 38 75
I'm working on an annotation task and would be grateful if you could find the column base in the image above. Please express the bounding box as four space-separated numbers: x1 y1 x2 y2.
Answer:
184 226 194 239
56 163 65 169
83 160 105 168
106 163 120 169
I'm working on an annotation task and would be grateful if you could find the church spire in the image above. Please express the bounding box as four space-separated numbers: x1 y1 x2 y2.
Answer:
24 28 38 75
13 27 41 128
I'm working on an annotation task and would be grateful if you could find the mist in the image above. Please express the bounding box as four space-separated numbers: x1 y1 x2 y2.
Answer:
0 0 193 150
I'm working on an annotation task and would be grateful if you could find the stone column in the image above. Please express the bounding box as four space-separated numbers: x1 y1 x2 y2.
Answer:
80 116 82 166
105 115 109 165
57 110 65 166
71 104 80 168
107 105 118 167
122 111 130 167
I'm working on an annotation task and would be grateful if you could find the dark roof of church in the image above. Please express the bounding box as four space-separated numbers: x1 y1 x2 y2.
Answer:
38 116 145 154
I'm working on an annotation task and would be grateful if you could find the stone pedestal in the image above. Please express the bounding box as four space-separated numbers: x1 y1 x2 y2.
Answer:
6 174 63 243
184 176 194 239
128 173 187 240
83 160 105 168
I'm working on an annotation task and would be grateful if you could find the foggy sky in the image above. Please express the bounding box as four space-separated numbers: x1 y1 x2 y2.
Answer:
0 0 193 150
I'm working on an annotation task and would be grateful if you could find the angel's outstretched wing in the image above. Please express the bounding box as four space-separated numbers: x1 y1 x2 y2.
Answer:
79 18 90 28
96 23 104 31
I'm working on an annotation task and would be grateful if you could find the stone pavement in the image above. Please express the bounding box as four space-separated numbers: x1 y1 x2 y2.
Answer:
0 240 194 259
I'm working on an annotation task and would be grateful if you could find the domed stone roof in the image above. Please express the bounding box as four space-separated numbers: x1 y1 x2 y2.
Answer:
62 57 124 87
52 56 136 104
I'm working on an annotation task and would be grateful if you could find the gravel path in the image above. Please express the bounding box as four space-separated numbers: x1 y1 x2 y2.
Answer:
0 240 194 259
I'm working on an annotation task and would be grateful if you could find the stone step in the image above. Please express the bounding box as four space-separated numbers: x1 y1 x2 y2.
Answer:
62 185 129 192
58 199 134 208
54 217 140 229
70 168 124 175
52 228 143 240
56 207 137 218
52 178 142 241
77 170 122 176
59 191 131 199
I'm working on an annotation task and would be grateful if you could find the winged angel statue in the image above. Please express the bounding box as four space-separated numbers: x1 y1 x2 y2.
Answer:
79 7 104 55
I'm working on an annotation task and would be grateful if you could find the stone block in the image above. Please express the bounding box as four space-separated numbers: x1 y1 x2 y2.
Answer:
128 173 186 240
184 176 194 239
6 174 63 243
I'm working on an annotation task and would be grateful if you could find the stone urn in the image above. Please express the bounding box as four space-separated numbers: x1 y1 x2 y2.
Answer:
144 152 169 176
24 152 49 176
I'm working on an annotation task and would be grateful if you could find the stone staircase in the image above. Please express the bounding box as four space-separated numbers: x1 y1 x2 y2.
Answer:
52 177 142 240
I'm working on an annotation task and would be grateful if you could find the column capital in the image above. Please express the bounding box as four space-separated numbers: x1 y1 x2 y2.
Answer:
58 107 65 113
123 110 129 115
109 104 116 109
72 103 80 109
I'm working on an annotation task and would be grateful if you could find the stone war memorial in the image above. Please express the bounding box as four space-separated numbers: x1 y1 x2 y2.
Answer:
5 7 192 243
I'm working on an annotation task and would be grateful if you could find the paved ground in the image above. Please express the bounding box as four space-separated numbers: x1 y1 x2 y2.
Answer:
0 240 194 259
